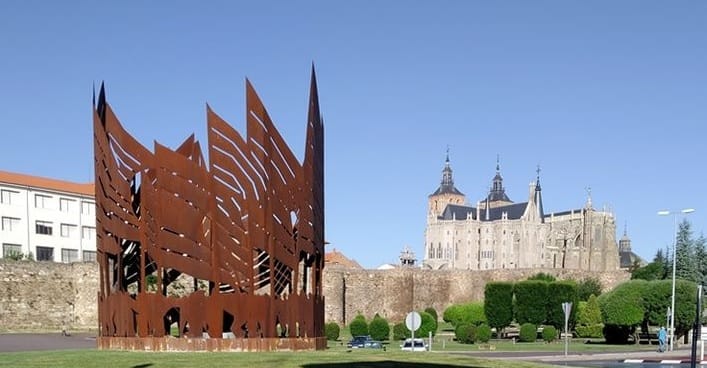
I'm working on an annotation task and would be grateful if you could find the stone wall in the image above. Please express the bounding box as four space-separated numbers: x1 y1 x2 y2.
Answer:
0 260 98 331
0 260 629 331
323 266 631 325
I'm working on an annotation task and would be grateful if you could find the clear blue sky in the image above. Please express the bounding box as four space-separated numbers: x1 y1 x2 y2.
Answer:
1 1 705 269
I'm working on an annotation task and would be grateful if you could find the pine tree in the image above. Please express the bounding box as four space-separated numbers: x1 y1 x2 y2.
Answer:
694 234 707 284
675 220 697 282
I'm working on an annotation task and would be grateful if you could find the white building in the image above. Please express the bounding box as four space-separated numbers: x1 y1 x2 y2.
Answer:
0 170 96 262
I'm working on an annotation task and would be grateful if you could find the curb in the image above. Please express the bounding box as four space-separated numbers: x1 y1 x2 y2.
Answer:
623 359 707 364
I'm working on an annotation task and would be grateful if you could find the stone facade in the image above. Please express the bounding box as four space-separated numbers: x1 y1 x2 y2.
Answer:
424 157 620 272
0 260 629 331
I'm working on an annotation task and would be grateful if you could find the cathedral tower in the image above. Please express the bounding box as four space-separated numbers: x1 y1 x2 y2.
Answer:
428 150 465 218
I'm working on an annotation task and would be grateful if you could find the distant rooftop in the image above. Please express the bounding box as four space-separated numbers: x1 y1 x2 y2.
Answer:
0 170 94 196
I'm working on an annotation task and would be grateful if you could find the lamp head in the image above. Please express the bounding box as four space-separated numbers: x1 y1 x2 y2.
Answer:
657 210 671 216
682 208 696 214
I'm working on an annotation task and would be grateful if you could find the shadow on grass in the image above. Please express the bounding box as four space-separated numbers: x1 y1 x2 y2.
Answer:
303 362 481 368
130 364 153 368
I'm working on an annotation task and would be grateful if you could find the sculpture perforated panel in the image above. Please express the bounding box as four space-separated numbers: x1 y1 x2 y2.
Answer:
94 69 325 351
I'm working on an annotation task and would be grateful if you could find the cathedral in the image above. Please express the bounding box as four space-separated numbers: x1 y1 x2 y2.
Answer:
423 155 620 271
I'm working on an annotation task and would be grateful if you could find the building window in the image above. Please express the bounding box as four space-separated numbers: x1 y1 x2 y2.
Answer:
61 248 79 263
35 221 53 235
60 224 77 238
82 226 96 240
83 250 97 262
36 246 54 261
35 194 51 209
1 217 20 231
81 201 94 216
2 243 22 258
59 198 76 212
1 189 18 205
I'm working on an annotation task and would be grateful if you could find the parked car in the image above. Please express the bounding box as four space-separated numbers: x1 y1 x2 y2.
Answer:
347 335 383 349
400 338 428 351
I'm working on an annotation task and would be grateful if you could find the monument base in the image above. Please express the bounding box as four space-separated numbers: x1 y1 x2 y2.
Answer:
97 336 328 351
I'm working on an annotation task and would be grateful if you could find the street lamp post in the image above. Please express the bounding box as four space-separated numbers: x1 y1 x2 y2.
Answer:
658 208 696 352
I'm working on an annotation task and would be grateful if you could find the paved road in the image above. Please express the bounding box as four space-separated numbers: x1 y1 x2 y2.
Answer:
0 333 96 352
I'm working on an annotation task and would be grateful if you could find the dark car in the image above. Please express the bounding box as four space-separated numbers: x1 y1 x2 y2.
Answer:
347 335 382 349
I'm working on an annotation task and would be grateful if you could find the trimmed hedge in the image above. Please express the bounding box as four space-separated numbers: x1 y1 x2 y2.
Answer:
393 322 410 340
369 314 390 341
325 322 340 341
484 282 514 332
514 281 548 325
546 281 578 330
455 323 476 344
349 314 369 337
542 325 557 342
425 307 438 322
443 304 464 326
417 311 437 337
476 324 492 343
519 323 537 342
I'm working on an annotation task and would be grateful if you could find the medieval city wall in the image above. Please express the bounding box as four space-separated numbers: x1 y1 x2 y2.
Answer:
0 260 629 331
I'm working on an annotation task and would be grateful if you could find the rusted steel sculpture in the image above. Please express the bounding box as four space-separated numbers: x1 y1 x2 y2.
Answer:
93 69 325 351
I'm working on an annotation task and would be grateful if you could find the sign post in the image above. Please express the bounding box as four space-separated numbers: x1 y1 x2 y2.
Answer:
562 302 573 358
405 311 421 352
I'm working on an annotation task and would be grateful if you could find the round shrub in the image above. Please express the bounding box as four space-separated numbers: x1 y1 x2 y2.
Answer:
417 311 437 337
425 307 438 322
369 314 390 341
349 314 369 337
519 323 537 342
443 304 464 326
325 322 340 341
476 324 492 343
542 325 557 342
455 323 476 344
393 322 411 340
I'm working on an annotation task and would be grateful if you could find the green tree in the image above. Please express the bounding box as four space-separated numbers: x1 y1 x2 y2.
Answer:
514 281 548 325
695 234 707 284
484 282 514 332
546 281 578 331
542 325 557 342
393 322 410 340
417 311 437 337
519 323 537 342
577 277 603 301
575 295 604 338
325 322 340 341
527 272 556 282
476 324 492 343
598 280 647 343
349 314 368 337
443 304 464 326
632 261 668 281
676 220 698 282
424 307 438 322
454 323 476 344
460 302 486 326
639 279 671 328
368 314 390 341
673 279 698 340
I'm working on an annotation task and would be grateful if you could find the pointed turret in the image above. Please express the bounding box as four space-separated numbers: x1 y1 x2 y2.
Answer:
428 149 465 217
482 155 513 208
535 165 544 223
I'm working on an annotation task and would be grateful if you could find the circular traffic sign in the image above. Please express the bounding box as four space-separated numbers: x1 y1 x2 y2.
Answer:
405 311 421 331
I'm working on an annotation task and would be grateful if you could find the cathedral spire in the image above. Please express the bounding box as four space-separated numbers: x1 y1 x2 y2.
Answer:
486 155 511 203
429 147 464 197
535 165 544 223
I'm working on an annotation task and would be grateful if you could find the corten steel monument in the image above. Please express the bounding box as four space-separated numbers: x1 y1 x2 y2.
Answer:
93 69 325 351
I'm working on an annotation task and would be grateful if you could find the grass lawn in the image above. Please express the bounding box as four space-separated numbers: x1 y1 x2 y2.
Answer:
0 349 557 368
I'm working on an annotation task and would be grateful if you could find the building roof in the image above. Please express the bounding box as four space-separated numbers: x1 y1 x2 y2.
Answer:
0 170 94 196
619 250 644 269
439 202 529 222
325 249 363 269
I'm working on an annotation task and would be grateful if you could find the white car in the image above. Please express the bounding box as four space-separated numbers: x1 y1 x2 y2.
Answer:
400 338 428 351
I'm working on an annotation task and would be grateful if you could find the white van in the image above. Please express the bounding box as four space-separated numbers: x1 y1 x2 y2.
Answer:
400 338 428 351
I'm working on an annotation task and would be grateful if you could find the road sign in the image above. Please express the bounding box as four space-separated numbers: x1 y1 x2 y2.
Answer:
405 311 421 332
